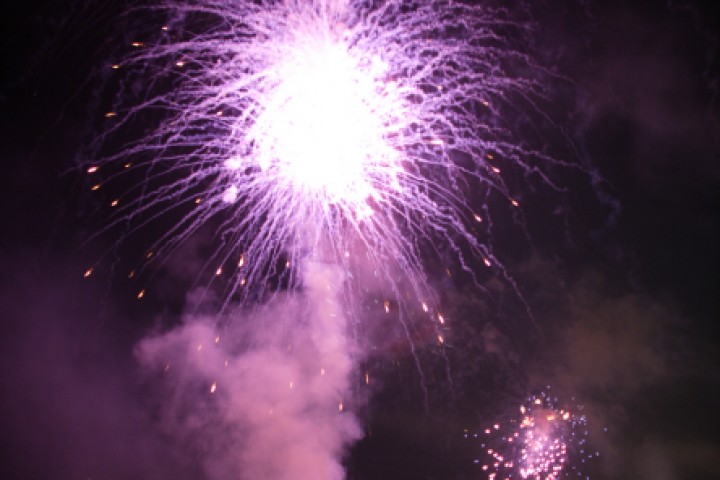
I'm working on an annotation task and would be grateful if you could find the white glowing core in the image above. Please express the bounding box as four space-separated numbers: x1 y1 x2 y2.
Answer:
251 38 400 208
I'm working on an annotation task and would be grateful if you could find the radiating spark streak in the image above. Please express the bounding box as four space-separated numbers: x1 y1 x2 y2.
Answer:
90 0 554 314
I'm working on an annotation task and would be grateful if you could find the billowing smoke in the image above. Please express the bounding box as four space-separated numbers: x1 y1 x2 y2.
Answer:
137 260 361 480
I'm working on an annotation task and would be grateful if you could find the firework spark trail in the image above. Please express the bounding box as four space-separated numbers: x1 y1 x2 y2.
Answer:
90 0 556 315
469 389 599 479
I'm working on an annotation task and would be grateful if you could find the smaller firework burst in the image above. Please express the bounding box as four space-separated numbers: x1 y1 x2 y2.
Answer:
467 389 599 480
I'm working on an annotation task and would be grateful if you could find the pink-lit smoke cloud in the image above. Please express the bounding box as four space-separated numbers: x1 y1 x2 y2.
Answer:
137 261 361 480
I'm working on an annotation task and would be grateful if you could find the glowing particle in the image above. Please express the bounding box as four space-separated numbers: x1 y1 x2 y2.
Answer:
384 300 390 313
104 112 116 118
91 184 101 191
222 185 238 203
110 199 119 207
511 199 520 207
224 157 241 170
137 289 145 299
175 61 185 67
83 268 93 278
210 382 217 393
338 402 344 412
473 213 483 223
131 41 144 47
87 165 99 173
215 267 223 276
438 314 445 324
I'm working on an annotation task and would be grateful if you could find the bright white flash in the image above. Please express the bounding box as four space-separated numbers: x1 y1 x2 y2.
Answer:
251 39 400 211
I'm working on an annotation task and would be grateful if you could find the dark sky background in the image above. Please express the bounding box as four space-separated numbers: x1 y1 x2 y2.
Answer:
1 1 719 479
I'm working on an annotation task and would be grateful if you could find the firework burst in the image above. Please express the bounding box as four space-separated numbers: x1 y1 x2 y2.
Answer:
80 3 586 477
469 389 600 479
86 0 555 316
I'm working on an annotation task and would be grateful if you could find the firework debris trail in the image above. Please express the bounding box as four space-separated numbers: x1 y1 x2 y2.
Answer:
84 0 573 478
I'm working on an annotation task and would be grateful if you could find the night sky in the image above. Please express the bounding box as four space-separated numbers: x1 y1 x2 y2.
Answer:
1 1 719 479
